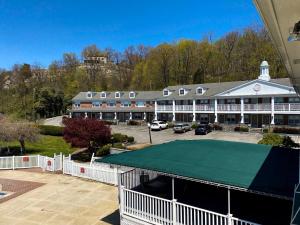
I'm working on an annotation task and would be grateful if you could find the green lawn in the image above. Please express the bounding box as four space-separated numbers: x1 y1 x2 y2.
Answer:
0 135 77 157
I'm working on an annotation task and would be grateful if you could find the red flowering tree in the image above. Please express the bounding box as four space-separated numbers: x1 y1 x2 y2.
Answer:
63 118 111 152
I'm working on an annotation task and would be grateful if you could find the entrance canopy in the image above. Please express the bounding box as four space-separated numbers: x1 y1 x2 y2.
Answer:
98 140 299 199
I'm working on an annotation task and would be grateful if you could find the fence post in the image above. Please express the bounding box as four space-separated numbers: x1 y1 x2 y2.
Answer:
120 185 124 215
227 213 233 225
172 199 177 225
114 167 118 186
12 155 15 170
62 155 65 174
90 153 94 166
60 152 63 170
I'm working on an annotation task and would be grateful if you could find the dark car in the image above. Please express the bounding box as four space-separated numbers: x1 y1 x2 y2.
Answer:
195 124 212 135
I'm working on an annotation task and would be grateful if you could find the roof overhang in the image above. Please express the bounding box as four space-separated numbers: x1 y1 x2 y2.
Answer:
253 0 300 94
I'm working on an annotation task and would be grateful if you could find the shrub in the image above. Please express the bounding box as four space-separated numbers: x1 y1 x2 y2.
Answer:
112 133 128 143
234 126 249 132
63 118 111 151
127 120 142 126
102 120 118 125
127 136 135 143
258 133 283 146
96 144 111 156
38 125 64 136
282 136 300 148
113 142 125 149
262 128 269 133
191 123 197 129
212 123 223 131
273 127 300 134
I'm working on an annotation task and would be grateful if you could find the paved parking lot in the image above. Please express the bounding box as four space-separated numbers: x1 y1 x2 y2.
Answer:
111 125 263 145
0 170 119 225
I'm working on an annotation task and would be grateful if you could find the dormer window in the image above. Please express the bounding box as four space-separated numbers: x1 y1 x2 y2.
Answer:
100 92 106 98
129 91 135 99
196 87 203 95
179 88 185 96
115 92 120 98
163 89 169 96
86 91 92 98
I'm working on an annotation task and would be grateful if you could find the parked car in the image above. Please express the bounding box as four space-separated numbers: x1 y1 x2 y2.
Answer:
195 124 212 135
150 121 168 130
173 123 191 133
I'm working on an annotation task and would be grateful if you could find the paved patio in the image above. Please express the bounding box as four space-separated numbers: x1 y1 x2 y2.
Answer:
0 169 119 225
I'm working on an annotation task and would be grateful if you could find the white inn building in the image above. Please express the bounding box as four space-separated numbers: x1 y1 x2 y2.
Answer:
71 61 300 127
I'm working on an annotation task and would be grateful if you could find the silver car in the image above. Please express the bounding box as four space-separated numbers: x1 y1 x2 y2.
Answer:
173 123 191 133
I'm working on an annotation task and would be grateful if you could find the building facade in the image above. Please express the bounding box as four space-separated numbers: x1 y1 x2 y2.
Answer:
71 61 300 127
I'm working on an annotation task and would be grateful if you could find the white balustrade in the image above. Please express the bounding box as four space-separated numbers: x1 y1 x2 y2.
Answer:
121 187 260 225
175 105 193 111
218 104 241 111
157 105 173 111
244 104 271 111
195 104 215 111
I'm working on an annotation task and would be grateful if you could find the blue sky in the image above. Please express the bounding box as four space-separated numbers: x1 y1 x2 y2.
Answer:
0 0 262 69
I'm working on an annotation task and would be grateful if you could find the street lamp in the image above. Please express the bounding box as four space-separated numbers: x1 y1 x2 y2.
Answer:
147 123 152 144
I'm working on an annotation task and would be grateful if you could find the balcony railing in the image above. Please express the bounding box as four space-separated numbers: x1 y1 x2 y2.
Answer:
156 105 173 111
244 104 271 111
274 103 300 111
195 104 214 111
175 105 193 111
218 104 241 111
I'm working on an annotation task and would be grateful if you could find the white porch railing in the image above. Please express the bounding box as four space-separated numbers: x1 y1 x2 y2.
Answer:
244 104 271 111
274 103 300 112
218 104 241 111
157 105 173 111
120 187 260 225
175 105 193 111
195 105 214 111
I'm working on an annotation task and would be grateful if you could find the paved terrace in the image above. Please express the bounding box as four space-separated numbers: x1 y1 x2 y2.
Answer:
0 169 119 225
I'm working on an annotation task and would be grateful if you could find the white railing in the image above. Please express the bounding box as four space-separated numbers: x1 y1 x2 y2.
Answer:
274 103 300 112
244 104 271 111
63 156 118 185
218 104 241 111
175 105 193 111
157 105 173 111
195 104 214 111
0 154 62 171
120 187 260 225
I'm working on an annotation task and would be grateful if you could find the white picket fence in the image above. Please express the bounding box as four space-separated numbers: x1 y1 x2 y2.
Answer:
0 154 62 171
63 156 118 185
120 187 260 225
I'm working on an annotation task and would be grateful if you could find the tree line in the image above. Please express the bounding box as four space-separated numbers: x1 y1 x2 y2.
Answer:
0 26 288 120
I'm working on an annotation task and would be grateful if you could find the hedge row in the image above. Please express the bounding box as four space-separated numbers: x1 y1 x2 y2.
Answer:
112 133 134 143
273 127 300 134
38 125 64 136
234 126 249 132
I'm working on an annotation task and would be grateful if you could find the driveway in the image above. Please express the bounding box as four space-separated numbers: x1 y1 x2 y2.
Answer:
0 170 119 225
111 125 263 145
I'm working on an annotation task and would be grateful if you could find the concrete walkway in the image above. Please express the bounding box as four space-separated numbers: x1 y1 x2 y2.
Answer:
0 170 119 225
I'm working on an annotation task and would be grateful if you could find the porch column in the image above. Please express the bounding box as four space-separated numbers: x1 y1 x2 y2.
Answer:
192 99 196 122
114 112 117 120
143 112 146 121
84 112 88 119
271 96 275 125
227 188 233 225
69 112 72 118
172 100 176 122
214 99 218 123
154 101 158 120
100 112 102 120
129 112 132 120
240 97 244 124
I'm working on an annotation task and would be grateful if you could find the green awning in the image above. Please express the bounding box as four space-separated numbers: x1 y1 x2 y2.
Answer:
98 140 299 198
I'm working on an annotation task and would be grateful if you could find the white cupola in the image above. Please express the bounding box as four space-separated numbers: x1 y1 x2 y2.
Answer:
258 60 270 81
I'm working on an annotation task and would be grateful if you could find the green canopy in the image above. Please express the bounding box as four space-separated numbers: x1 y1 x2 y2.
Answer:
98 140 299 198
